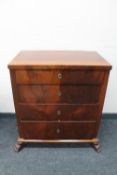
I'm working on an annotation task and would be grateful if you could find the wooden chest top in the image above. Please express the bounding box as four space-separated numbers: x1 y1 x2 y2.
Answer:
8 51 112 70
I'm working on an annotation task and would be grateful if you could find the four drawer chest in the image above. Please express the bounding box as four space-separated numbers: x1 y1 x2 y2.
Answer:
8 51 112 152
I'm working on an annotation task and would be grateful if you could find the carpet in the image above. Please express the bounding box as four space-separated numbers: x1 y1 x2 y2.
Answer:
0 114 117 175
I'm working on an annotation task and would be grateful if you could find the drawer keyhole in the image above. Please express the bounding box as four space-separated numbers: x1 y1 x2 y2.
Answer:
56 128 60 134
57 110 62 116
58 73 63 79
58 91 62 96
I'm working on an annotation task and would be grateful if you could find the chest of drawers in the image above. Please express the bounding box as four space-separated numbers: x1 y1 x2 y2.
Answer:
8 51 112 152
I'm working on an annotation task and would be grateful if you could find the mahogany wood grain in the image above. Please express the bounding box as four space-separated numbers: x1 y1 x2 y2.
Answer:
19 104 100 121
15 70 104 85
8 51 112 70
17 138 98 143
8 51 112 151
17 85 101 104
19 121 96 139
95 71 111 136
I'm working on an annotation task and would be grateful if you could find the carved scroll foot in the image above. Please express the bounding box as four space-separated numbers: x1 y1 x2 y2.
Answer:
92 140 101 153
14 139 23 152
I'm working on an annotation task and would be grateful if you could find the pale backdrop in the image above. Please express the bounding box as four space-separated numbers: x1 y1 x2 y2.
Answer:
0 0 117 113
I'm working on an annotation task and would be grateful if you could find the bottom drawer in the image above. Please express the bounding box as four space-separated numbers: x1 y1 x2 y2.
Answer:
19 121 97 140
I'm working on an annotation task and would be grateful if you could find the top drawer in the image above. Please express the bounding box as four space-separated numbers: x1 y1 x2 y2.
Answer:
15 70 104 85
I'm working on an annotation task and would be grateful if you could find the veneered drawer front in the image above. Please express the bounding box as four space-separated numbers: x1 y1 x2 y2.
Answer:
17 85 101 104
19 104 100 121
15 70 104 85
19 121 96 139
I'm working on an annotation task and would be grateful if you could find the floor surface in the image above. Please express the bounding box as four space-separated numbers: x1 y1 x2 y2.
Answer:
0 115 117 175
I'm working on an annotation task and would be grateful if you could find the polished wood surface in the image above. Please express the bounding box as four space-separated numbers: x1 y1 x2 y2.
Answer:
19 121 96 139
8 51 112 70
19 104 100 121
18 85 101 104
8 51 112 152
17 137 99 143
15 70 104 85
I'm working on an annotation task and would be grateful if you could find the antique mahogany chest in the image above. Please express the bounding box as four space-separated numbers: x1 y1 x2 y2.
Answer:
8 51 112 152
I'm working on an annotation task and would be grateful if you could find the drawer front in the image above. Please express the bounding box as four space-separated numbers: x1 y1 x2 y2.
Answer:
15 70 104 85
17 85 101 104
19 104 100 121
19 121 96 139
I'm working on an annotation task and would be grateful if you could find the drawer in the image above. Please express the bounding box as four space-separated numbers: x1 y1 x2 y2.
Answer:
19 121 96 139
17 85 101 104
15 70 104 85
19 104 100 121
